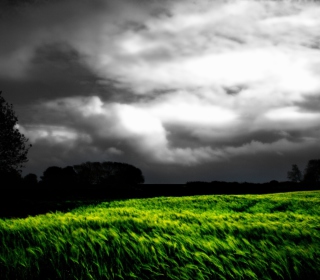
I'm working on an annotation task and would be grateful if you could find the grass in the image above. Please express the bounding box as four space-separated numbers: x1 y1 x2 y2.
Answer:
0 191 320 279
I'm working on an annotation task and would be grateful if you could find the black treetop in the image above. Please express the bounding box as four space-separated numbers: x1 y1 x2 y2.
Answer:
0 91 31 174
304 159 320 184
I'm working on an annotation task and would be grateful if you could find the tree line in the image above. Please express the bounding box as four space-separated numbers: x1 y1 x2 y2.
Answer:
180 160 320 197
287 160 320 184
28 161 144 188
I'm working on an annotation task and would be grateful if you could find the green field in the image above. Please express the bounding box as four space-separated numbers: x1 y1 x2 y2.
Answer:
1 191 320 280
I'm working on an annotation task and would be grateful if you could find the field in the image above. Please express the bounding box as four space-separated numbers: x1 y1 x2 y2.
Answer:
0 191 320 280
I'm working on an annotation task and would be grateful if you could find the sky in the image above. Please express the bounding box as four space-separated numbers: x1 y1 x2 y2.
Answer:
1 0 319 183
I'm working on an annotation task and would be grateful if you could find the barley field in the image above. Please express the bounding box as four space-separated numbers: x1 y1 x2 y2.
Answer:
0 191 320 280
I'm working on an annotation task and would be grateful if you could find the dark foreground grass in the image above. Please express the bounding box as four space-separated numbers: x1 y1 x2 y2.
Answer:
0 191 320 279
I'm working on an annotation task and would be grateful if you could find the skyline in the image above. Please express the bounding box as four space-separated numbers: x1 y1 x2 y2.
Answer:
1 0 320 183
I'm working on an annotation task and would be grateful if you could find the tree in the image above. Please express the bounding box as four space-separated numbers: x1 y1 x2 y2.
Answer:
40 165 80 188
287 164 302 183
303 159 320 184
40 166 63 187
0 168 22 187
100 162 145 185
73 161 144 186
61 166 78 186
73 162 103 186
23 173 38 188
0 91 31 174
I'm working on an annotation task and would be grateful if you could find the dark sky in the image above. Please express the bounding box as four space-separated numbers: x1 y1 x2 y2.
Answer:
1 0 320 183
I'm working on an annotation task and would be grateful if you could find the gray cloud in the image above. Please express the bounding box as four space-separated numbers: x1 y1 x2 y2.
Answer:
1 0 320 182
295 93 320 112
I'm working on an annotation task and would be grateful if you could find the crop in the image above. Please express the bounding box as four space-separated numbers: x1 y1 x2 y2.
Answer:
0 191 319 279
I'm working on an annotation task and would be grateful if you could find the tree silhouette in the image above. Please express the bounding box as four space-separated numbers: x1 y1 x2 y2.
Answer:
73 161 144 186
40 166 63 187
73 162 102 186
40 166 78 188
100 162 145 185
23 173 38 188
287 164 302 183
303 159 320 184
0 91 31 175
61 166 78 186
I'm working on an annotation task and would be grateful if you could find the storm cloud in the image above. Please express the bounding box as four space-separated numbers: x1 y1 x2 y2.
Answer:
1 0 320 182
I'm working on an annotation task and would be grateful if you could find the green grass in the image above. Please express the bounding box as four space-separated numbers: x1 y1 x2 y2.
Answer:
1 191 320 279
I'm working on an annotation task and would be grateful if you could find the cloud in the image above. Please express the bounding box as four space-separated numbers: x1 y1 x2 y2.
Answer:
224 137 319 158
2 0 320 92
18 124 92 146
264 106 320 124
20 93 320 169
295 94 320 112
22 96 222 165
81 0 320 95
2 0 320 99
1 0 320 181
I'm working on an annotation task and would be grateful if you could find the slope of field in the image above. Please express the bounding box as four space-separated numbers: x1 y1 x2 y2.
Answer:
0 191 320 280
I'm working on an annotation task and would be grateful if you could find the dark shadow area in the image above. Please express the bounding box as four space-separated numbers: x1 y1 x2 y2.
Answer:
1 158 320 219
1 181 319 219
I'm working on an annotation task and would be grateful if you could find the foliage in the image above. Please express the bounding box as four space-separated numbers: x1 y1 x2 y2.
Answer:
0 91 31 174
303 159 320 183
287 164 302 183
0 168 22 186
23 173 38 187
73 161 144 186
39 162 144 187
40 166 77 187
0 191 320 279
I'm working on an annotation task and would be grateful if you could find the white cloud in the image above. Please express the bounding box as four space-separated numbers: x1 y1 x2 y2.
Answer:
116 104 165 135
263 106 320 129
45 96 106 117
139 90 238 127
19 124 92 146
79 0 320 96
2 0 320 96
5 0 320 169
